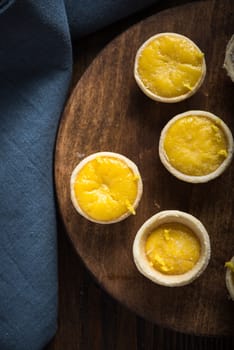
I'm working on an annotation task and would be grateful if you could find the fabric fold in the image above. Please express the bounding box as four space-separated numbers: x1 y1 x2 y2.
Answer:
0 1 72 349
65 0 157 38
0 0 15 14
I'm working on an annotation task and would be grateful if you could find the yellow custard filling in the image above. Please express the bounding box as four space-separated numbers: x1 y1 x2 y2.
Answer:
225 261 234 285
145 223 201 275
164 115 228 176
73 156 139 221
137 34 204 98
225 261 234 273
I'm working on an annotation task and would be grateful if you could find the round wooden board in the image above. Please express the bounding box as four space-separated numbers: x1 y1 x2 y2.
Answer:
55 0 234 336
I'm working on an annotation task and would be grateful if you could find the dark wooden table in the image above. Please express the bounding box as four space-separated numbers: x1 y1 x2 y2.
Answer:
47 0 234 348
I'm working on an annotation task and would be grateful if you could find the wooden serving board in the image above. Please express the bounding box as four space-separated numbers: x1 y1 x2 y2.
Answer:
55 0 234 336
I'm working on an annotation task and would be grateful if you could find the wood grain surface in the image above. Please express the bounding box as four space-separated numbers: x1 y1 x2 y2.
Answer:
54 0 234 342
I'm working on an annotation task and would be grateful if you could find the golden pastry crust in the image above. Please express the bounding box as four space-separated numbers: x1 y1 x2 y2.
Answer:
133 210 211 287
134 32 206 103
70 152 143 224
159 110 233 183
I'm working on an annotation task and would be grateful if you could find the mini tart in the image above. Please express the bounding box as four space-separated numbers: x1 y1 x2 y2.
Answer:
159 110 233 183
70 152 143 224
225 256 234 300
134 32 206 103
133 210 211 287
223 35 234 82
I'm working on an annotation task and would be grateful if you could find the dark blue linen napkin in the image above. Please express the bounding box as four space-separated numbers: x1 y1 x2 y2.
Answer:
0 1 157 349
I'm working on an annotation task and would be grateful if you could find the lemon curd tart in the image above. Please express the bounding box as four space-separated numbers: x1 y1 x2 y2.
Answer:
224 35 234 83
225 256 234 300
133 210 211 287
159 110 234 183
70 152 143 224
134 32 206 103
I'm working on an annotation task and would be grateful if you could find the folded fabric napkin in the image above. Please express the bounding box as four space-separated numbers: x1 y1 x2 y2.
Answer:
0 0 158 349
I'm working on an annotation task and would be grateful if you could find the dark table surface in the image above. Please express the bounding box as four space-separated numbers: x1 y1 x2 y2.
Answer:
46 1 234 348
